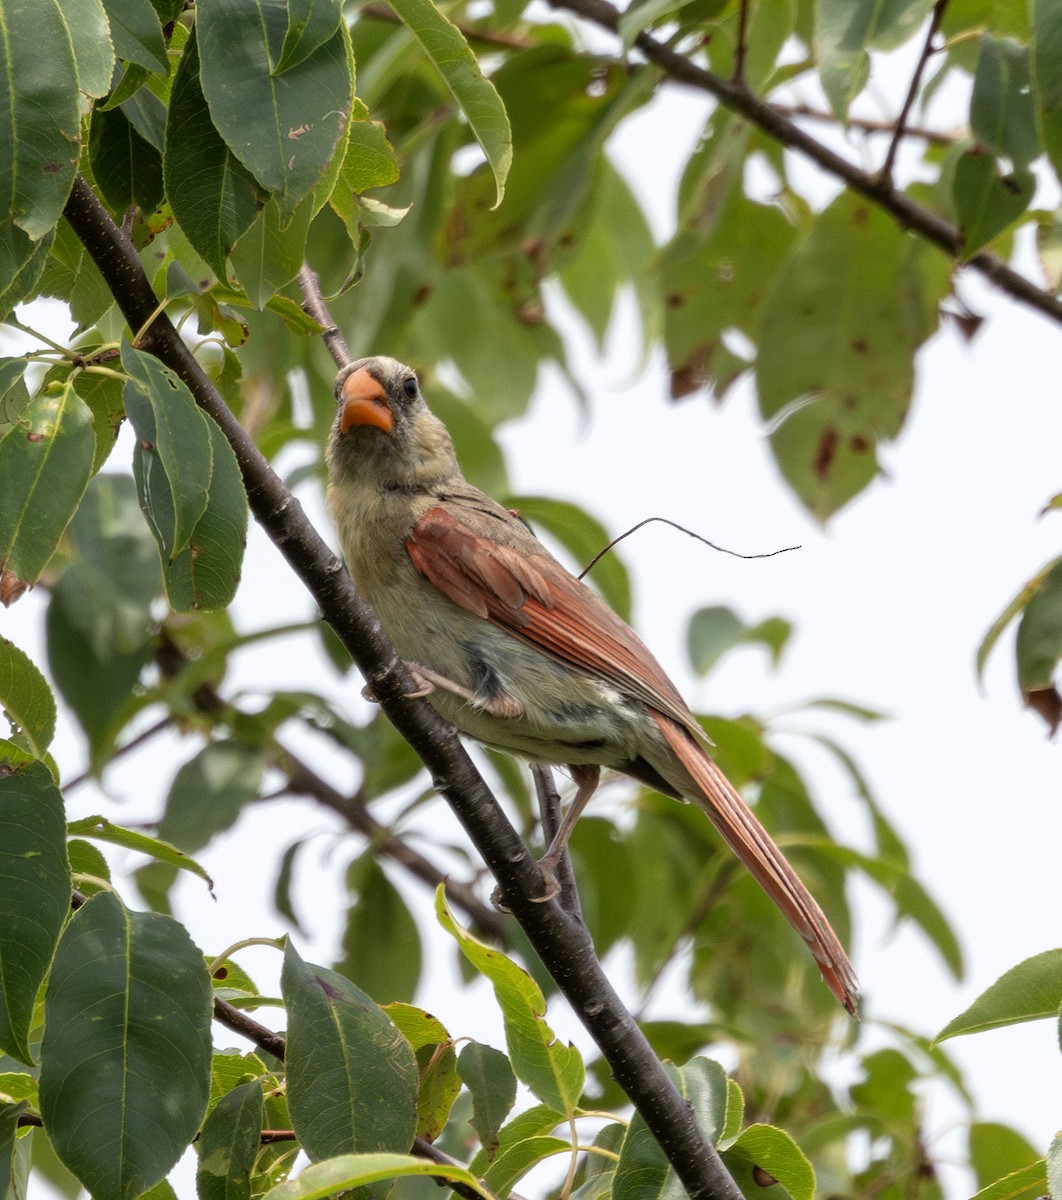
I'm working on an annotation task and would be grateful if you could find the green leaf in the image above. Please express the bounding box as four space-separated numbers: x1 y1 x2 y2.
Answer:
1015 558 1062 691
277 0 343 72
815 0 934 119
970 1122 1042 1192
262 1152 493 1200
39 892 213 1200
122 342 214 561
0 638 56 759
507 495 632 622
67 816 215 892
104 0 168 72
757 192 948 519
614 1058 729 1199
0 1096 28 1200
229 196 313 309
935 949 1062 1041
281 941 418 1160
1048 1133 1062 1200
385 0 511 207
164 30 261 278
0 380 95 594
457 1042 518 1157
89 107 164 215
196 0 351 213
725 1125 815 1200
158 741 264 853
969 1161 1048 1200
952 150 1034 259
0 0 80 239
197 1079 264 1200
436 889 584 1116
1032 0 1062 185
69 471 162 610
384 1004 461 1142
337 858 422 1004
60 0 116 99
0 759 69 1064
164 415 248 612
338 113 400 194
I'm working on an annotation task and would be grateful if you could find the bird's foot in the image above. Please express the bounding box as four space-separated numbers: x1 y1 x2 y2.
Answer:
404 662 524 719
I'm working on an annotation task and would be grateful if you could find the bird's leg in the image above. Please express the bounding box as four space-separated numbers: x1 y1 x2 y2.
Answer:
362 662 525 718
531 764 600 902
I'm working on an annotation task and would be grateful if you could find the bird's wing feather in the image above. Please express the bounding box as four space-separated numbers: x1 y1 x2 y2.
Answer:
406 505 701 736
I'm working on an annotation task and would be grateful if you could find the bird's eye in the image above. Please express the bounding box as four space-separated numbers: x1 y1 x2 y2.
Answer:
402 375 418 400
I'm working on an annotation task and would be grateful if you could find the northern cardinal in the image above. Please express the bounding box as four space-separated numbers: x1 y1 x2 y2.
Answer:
326 356 859 1015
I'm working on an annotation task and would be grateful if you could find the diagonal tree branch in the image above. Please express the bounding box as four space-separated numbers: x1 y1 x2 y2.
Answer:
878 0 948 184
549 0 1062 328
62 176 743 1200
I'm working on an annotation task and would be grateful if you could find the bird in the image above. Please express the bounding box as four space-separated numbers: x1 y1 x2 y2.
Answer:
325 355 860 1016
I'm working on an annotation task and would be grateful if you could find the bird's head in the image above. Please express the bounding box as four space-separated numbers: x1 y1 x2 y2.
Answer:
326 356 458 490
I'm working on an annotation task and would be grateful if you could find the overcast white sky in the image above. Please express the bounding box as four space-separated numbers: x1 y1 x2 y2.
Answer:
4 33 1061 1200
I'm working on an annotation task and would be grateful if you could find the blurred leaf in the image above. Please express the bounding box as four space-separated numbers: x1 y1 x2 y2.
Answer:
757 192 948 519
1015 557 1062 690
122 343 213 561
816 0 934 119
687 605 792 676
262 1152 492 1200
935 949 1062 1041
971 35 1038 172
337 857 422 1003
68 816 214 892
0 0 80 239
0 638 56 759
196 0 351 213
508 495 632 622
0 380 95 595
159 741 264 854
568 816 636 957
0 759 69 1064
1032 0 1062 186
1048 1133 1062 1200
39 892 213 1200
952 150 1034 259
386 0 511 206
436 889 584 1115
976 558 1059 683
457 1042 517 1157
197 1079 264 1200
164 30 260 278
281 941 418 1160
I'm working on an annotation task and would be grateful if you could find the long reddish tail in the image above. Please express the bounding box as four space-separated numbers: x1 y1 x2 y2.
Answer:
652 713 860 1016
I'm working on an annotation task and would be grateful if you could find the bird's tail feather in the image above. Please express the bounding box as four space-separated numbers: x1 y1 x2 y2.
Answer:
651 712 860 1016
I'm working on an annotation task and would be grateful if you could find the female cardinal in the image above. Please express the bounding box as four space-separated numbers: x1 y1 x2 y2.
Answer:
326 355 859 1015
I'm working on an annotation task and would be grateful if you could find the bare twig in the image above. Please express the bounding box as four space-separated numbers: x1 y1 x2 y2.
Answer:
547 0 1062 327
578 516 799 581
732 0 750 85
532 764 583 922
61 716 173 792
772 102 958 147
879 0 949 184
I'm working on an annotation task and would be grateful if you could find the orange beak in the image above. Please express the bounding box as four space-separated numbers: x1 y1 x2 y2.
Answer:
339 368 394 433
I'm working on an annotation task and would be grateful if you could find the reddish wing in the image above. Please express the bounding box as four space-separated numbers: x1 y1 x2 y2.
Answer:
406 505 700 736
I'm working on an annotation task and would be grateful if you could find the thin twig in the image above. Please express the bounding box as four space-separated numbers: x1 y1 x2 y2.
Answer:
61 716 173 792
878 0 949 184
772 102 958 147
547 0 1062 327
532 764 583 922
732 0 750 85
578 516 799 581
297 265 353 375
